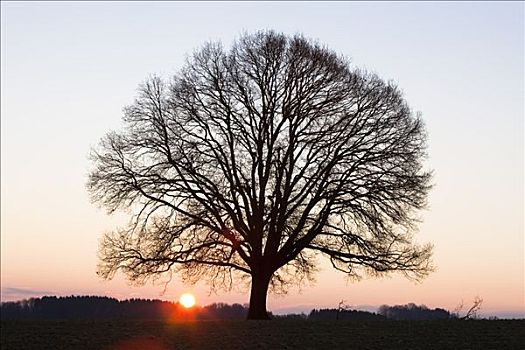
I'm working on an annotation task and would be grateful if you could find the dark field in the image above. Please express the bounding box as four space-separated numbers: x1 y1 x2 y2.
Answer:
1 319 523 350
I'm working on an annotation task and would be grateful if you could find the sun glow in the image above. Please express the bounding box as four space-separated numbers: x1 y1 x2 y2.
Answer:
179 293 196 308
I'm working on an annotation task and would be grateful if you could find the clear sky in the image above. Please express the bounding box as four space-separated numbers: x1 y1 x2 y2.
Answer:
1 1 523 318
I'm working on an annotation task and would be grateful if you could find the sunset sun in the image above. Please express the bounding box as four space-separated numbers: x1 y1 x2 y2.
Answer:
179 293 196 308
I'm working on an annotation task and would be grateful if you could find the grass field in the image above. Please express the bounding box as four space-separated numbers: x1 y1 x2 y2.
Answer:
1 319 524 350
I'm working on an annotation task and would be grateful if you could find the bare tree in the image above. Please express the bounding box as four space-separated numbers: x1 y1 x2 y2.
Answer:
88 31 433 320
336 300 351 320
453 296 483 320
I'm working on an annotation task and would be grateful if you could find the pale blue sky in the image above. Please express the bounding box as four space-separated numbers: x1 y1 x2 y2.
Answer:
1 1 523 317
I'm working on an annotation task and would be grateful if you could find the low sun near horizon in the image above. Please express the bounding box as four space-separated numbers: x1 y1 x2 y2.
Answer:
179 293 196 309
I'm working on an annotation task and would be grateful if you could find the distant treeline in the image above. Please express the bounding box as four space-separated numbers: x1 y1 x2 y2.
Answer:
307 308 385 321
1 296 452 321
378 303 451 320
0 296 248 321
306 303 450 321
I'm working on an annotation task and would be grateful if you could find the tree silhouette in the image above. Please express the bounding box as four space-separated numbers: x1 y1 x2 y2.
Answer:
452 296 484 320
88 31 433 319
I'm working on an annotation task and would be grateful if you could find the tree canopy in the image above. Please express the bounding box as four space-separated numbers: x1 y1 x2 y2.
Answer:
88 31 433 319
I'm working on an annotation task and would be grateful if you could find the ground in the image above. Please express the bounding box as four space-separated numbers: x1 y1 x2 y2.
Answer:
1 319 523 349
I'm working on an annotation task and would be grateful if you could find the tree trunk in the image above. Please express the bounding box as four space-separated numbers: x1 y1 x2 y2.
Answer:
247 272 272 320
